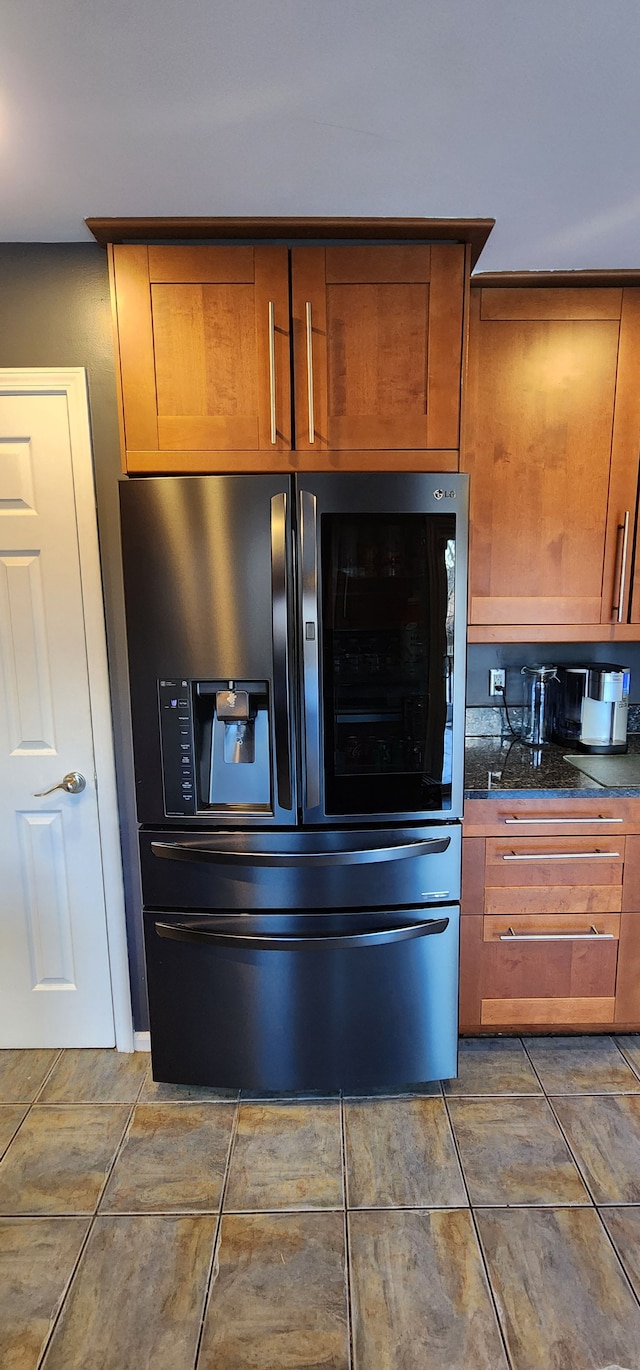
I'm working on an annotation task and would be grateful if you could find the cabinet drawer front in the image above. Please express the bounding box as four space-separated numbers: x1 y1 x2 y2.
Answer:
481 937 618 1002
463 798 640 836
481 997 615 1026
485 885 623 916
485 836 624 888
483 913 620 942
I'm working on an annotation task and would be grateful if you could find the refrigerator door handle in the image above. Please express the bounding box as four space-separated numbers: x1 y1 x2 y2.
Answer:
270 492 293 810
300 488 321 809
154 916 450 951
151 836 451 866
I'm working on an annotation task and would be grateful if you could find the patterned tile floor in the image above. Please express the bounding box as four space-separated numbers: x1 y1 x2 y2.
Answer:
2 1037 640 1367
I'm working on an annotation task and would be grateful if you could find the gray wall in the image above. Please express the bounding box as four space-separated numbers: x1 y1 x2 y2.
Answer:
466 642 640 709
5 2 640 271
0 245 148 1027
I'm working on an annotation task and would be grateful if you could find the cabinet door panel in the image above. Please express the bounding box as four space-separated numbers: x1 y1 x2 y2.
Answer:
480 940 618 1000
463 289 620 627
459 915 482 1027
292 244 464 452
615 914 640 1022
112 243 291 458
610 290 640 624
480 287 623 321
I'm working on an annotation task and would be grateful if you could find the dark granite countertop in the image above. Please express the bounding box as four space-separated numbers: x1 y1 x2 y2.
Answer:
464 733 640 799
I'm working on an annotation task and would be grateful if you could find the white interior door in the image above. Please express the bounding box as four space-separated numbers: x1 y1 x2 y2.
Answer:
0 376 131 1047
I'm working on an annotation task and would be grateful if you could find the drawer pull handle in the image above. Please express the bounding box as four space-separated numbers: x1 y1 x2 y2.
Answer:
500 925 615 941
503 850 619 862
504 816 622 825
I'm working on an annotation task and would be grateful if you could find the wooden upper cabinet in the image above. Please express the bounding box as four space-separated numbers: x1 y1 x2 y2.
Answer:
108 237 468 472
110 244 292 467
291 244 465 452
462 283 640 641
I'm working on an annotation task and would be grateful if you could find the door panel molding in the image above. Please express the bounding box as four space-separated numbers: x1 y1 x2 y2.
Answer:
0 368 133 1050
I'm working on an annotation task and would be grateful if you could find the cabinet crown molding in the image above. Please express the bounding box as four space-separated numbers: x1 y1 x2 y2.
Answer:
472 269 640 288
86 215 494 267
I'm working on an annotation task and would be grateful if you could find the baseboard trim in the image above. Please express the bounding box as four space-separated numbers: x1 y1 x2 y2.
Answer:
134 1031 151 1052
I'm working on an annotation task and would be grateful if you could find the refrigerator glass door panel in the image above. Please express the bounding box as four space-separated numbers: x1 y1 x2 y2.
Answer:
140 824 461 911
298 474 468 823
119 475 296 825
144 906 460 1091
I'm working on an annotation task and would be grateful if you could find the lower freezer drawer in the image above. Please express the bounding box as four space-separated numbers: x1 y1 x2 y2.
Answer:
143 906 460 1092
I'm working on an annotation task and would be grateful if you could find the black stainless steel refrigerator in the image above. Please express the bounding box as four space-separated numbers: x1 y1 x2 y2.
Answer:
119 472 469 1090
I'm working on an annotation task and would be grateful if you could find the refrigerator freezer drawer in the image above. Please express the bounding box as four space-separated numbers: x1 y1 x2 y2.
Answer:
144 906 459 1092
140 824 461 911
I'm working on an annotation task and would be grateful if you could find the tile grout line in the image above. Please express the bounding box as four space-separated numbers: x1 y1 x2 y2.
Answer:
192 1096 240 1370
0 1049 66 1162
30 1049 65 1104
518 1035 550 1096
339 1096 354 1370
512 1037 640 1313
442 1086 515 1370
0 1104 32 1163
613 1034 640 1082
468 1207 519 1370
35 1213 100 1370
593 1205 640 1315
542 1093 599 1207
35 1085 141 1369
91 1097 140 1217
441 1087 474 1211
520 1033 640 1097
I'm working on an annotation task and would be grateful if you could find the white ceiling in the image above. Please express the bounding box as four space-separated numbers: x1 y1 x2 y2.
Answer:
2 0 639 271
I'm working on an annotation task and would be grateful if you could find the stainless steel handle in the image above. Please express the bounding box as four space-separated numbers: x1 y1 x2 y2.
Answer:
151 836 451 867
34 771 86 797
300 488 321 809
305 301 315 444
155 916 450 951
268 301 277 445
504 815 622 825
270 493 292 810
500 925 615 942
613 510 631 622
504 849 619 860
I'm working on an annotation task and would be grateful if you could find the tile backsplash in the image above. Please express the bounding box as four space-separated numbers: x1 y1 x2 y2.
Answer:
466 703 640 738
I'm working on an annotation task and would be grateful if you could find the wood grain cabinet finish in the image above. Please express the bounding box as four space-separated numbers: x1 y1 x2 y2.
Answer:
463 283 640 642
109 242 467 473
461 797 640 1033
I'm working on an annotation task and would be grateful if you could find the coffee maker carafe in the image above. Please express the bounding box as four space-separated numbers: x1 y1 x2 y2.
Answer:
520 664 558 746
550 664 630 754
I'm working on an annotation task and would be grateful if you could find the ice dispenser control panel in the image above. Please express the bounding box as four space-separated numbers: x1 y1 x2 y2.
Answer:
159 680 196 816
158 678 272 817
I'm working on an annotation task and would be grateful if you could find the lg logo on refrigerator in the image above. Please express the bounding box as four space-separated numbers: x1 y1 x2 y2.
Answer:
433 488 456 500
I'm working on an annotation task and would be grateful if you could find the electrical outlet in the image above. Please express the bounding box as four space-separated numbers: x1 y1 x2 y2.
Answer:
489 668 506 696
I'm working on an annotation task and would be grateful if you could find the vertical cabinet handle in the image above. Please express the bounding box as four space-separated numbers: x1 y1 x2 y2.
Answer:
305 301 315 444
268 301 277 445
613 510 630 622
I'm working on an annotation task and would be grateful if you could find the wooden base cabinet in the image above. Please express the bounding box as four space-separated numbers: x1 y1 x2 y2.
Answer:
461 797 640 1032
108 236 468 473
